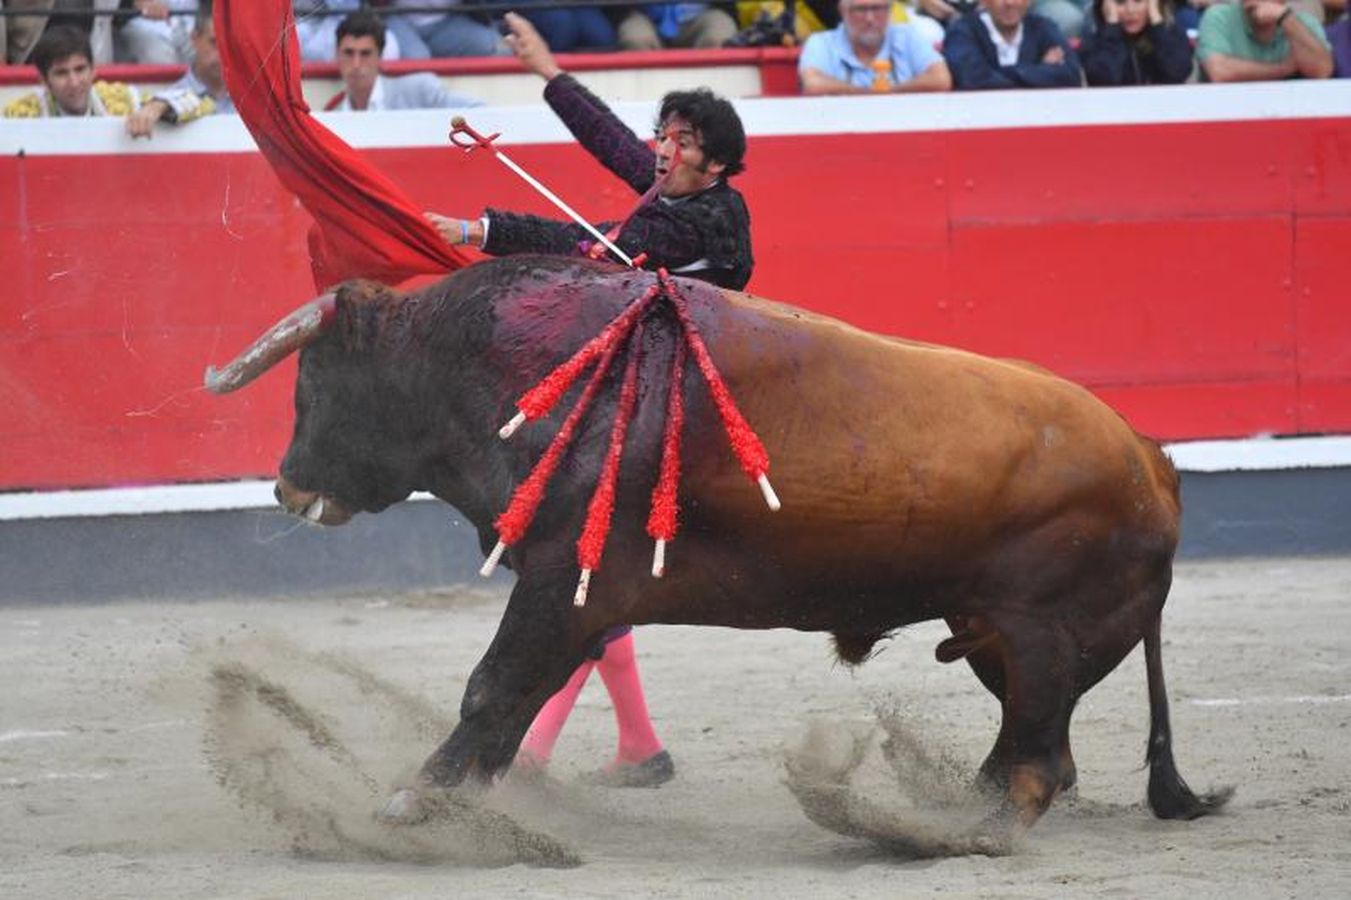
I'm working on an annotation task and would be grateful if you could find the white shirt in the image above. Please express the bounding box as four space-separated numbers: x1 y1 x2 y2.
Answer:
980 11 1024 67
335 75 386 111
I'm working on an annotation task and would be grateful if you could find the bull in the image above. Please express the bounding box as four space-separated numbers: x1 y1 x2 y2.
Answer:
205 254 1229 841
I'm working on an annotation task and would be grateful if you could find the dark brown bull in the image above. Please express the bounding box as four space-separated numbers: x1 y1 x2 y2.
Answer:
206 254 1229 841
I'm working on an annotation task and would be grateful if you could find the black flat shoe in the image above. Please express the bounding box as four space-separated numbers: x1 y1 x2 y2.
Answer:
583 750 675 788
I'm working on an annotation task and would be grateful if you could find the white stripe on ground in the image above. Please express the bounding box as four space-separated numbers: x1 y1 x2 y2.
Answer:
1189 694 1351 707
0 772 110 787
0 730 72 744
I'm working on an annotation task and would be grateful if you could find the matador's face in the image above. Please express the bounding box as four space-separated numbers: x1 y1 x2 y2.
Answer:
653 115 725 199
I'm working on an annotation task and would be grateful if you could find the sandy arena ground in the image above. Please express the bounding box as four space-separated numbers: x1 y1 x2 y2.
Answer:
2 555 1349 898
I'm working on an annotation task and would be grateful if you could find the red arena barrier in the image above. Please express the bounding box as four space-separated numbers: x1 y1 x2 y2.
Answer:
1 82 1348 492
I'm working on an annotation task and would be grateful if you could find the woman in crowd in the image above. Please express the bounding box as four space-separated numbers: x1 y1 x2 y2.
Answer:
1079 0 1194 85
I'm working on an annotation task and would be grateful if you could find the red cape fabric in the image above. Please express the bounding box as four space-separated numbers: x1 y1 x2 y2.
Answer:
215 0 472 290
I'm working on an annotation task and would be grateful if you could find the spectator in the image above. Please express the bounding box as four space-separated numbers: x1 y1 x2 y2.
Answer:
126 4 232 137
732 0 833 45
3 24 141 117
1330 14 1351 76
740 0 940 39
1174 0 1220 32
518 4 618 51
1031 0 1089 39
739 0 945 45
1196 0 1333 81
293 1 401 62
116 0 195 64
4 0 121 66
427 13 753 288
384 0 508 58
1079 0 1194 84
322 10 483 110
943 0 1083 87
916 0 981 33
798 0 952 93
1175 0 1326 32
617 3 740 49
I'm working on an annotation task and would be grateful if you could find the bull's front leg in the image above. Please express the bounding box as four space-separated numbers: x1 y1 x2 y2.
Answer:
381 570 585 821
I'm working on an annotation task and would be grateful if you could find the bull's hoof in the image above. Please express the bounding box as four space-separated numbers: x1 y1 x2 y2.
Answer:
378 781 490 825
377 787 430 825
960 820 1017 856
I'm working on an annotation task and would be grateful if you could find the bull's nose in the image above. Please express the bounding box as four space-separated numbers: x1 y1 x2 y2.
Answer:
274 483 285 505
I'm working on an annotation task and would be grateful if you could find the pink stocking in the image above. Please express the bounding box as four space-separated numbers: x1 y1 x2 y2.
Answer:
596 631 664 764
518 659 596 765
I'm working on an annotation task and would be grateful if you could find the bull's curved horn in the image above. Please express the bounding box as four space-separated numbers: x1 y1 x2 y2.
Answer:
203 293 337 394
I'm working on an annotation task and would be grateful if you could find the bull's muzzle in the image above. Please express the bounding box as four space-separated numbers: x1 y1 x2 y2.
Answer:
275 477 354 527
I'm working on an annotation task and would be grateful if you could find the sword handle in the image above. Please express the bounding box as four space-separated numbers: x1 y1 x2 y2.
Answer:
448 116 500 152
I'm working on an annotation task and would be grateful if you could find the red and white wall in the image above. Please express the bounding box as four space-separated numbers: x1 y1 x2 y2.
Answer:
2 79 1349 494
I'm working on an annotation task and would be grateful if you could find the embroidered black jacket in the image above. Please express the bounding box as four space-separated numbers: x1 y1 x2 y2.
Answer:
482 74 754 291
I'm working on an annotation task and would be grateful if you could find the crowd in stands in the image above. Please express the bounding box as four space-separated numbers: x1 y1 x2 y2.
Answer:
801 0 1340 89
1 0 1346 126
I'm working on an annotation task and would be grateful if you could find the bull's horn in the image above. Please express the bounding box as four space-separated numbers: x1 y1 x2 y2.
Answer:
203 293 337 394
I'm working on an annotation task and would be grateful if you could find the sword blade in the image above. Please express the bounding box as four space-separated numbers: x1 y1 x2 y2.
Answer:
491 151 635 267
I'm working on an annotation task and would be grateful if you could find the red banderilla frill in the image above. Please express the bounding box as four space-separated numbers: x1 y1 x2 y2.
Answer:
454 115 775 600
647 338 686 578
482 273 780 603
497 284 661 440
574 320 646 606
478 332 630 578
658 270 780 512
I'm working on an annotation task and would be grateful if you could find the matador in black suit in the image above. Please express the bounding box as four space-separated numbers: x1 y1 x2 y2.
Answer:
427 13 753 291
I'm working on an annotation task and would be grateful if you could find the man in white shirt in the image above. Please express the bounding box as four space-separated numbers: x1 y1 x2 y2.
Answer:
293 0 401 62
323 10 483 112
943 0 1082 88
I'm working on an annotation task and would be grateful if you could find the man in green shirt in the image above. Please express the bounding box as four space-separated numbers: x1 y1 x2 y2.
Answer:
1197 0 1332 81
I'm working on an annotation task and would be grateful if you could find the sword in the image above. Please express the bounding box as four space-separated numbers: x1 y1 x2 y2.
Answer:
449 116 635 266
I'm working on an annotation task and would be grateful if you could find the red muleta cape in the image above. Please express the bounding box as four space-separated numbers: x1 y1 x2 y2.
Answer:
214 0 473 289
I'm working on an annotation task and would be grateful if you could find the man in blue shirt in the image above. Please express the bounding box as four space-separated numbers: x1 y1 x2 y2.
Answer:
799 0 953 94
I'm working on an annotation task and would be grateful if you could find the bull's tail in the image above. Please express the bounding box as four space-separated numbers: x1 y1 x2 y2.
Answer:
1144 612 1234 819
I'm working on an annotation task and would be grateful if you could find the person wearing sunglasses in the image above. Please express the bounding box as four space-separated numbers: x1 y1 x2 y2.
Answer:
798 0 953 94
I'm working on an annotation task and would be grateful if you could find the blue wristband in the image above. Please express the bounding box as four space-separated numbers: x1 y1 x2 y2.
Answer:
460 219 470 245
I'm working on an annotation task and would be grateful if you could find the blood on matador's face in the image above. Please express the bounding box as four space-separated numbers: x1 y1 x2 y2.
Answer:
653 115 726 199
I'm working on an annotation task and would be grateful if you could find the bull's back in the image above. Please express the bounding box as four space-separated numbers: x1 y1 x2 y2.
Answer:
680 289 1178 571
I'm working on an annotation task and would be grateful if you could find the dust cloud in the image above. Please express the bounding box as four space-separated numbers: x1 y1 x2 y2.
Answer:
199 637 580 867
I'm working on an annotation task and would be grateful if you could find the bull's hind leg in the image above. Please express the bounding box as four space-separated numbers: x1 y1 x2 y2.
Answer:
978 614 1079 831
940 616 1077 798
